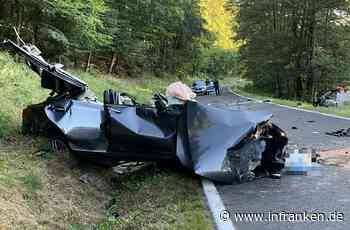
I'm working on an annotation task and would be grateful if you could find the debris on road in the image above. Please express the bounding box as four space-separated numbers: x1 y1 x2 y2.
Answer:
326 128 350 137
311 149 320 163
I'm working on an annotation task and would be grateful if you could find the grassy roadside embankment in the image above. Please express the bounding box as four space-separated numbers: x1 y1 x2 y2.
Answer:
230 79 350 118
0 52 212 230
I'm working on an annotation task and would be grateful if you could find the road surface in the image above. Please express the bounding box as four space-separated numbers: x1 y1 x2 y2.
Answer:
198 90 350 230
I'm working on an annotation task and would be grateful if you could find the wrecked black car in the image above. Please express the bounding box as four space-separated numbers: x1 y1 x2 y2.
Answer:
1 39 288 183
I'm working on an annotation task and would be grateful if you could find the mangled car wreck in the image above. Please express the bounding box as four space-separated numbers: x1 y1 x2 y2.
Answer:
1 39 288 183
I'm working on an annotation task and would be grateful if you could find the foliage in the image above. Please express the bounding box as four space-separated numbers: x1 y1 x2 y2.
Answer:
231 0 350 101
0 0 212 76
200 0 238 50
104 0 210 75
0 0 110 60
198 47 241 79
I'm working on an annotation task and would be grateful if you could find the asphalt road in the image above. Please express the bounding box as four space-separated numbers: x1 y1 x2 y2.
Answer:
198 90 350 230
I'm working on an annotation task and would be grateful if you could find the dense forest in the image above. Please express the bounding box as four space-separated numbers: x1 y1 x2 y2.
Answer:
2 0 349 101
231 0 350 101
0 0 239 79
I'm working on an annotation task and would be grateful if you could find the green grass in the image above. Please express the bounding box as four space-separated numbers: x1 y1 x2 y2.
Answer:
0 52 196 138
19 172 43 193
92 168 211 230
0 52 212 229
230 79 350 118
0 53 50 137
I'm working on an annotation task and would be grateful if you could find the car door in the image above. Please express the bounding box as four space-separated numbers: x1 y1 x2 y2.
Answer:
105 104 177 161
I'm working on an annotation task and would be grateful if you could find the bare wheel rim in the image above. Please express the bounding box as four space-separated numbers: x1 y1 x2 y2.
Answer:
49 138 68 154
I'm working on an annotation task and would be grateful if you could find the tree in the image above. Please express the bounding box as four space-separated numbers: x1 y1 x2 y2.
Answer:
105 0 210 75
231 0 350 100
0 0 210 76
200 0 238 50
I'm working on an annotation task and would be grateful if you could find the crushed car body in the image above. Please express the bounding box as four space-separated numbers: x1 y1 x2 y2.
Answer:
1 39 288 183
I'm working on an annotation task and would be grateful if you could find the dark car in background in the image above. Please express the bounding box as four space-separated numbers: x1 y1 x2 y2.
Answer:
192 80 215 96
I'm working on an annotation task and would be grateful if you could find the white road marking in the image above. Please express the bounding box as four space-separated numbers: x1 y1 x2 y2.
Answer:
201 178 235 230
230 90 350 121
204 88 350 230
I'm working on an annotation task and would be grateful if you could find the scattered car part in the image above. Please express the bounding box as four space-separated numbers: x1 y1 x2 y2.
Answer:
1 39 289 183
311 149 320 163
326 128 350 137
113 162 150 175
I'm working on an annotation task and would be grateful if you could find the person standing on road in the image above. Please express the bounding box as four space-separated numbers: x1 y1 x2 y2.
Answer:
214 79 220 96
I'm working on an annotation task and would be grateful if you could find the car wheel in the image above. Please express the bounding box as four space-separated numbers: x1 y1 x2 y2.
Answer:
49 137 69 154
48 129 74 158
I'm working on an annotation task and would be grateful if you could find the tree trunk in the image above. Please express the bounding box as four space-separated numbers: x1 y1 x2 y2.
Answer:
109 52 117 74
305 4 316 101
15 0 23 44
295 75 303 100
275 71 283 98
86 50 92 72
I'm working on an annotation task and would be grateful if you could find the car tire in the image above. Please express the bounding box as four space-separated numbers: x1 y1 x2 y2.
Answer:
47 127 79 162
49 137 69 154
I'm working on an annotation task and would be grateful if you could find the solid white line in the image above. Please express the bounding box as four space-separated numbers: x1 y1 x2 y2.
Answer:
204 88 350 230
201 178 235 230
266 102 350 121
230 90 350 121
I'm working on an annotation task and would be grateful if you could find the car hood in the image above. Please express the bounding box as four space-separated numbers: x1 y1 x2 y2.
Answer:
177 101 274 182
